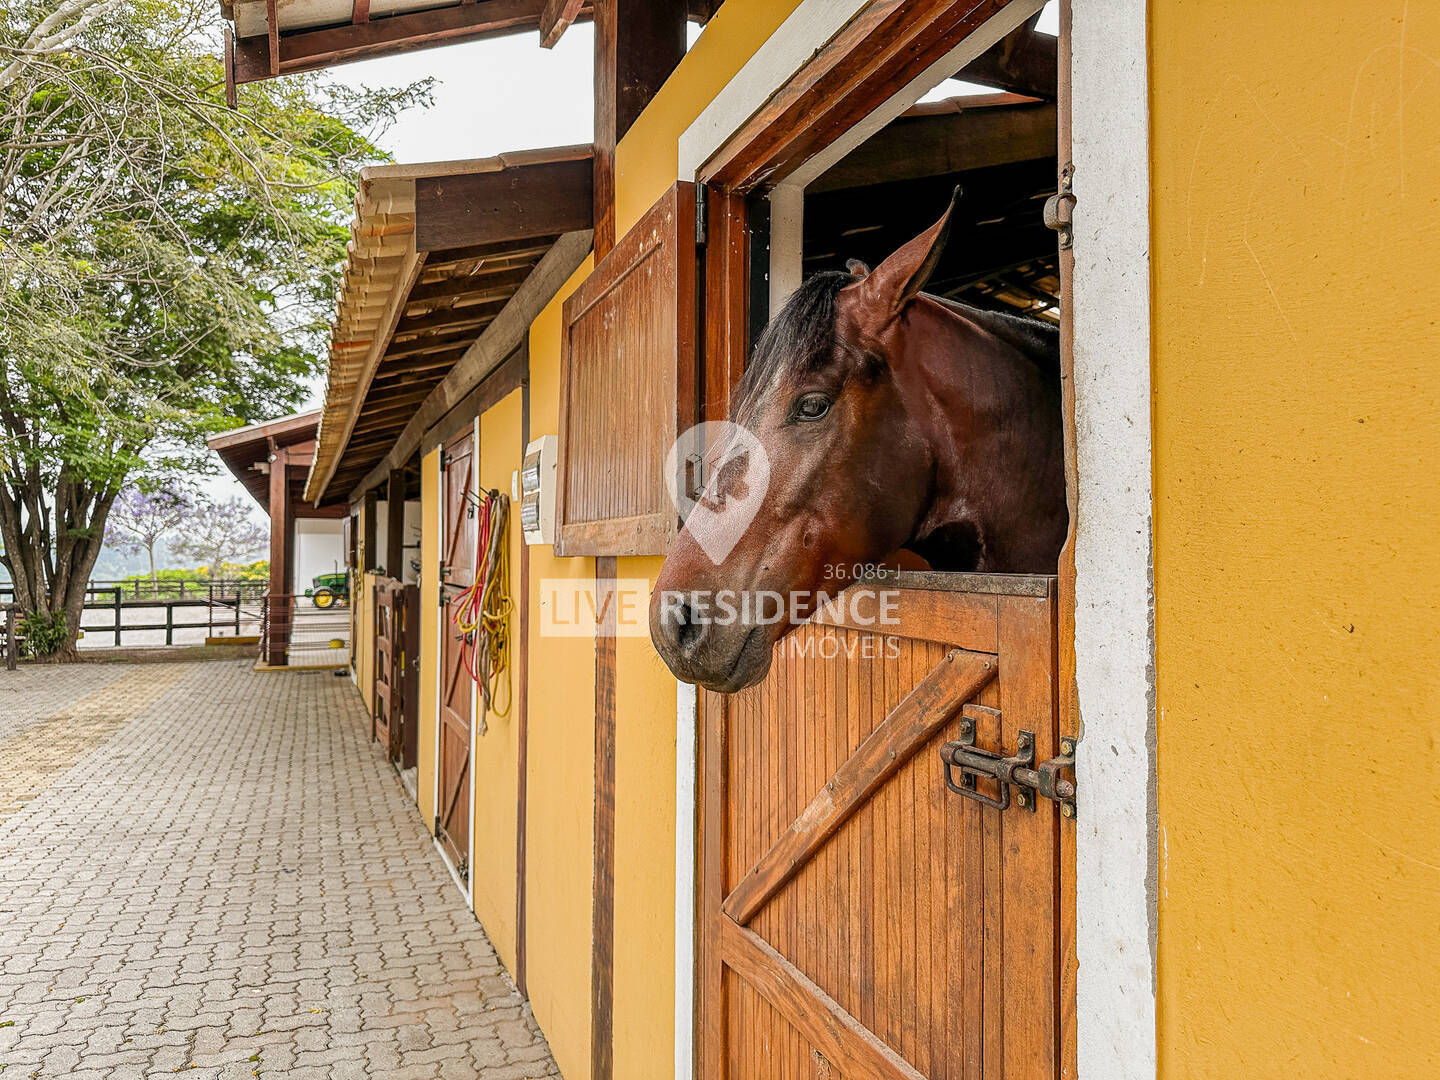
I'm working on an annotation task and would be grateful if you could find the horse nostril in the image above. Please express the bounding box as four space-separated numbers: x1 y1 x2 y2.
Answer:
672 600 706 656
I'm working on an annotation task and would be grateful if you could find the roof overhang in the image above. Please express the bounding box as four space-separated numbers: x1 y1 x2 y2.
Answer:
207 410 325 516
304 145 594 507
221 0 590 88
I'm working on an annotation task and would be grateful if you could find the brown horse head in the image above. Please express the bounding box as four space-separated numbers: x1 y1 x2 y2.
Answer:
651 194 1066 692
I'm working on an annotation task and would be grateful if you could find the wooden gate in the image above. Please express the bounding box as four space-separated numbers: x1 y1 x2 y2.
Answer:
373 578 421 769
373 577 402 757
438 428 476 877
700 574 1074 1079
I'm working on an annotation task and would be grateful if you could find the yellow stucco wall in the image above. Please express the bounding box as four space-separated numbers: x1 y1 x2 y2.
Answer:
471 387 525 976
1150 4 1440 1076
523 255 598 1080
416 447 441 828
611 557 678 1080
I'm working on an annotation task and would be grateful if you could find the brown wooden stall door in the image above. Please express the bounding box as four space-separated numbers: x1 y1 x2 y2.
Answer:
438 431 476 877
702 578 1067 1080
373 580 396 756
555 180 697 557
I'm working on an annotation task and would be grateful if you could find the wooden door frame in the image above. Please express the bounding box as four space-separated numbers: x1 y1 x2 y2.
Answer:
674 2 1158 1077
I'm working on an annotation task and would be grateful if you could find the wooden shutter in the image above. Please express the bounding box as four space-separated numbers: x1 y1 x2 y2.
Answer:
556 181 698 556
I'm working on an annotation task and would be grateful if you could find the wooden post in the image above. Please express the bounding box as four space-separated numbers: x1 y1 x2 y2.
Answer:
362 490 378 574
592 0 686 258
386 468 406 580
268 446 292 665
113 588 122 646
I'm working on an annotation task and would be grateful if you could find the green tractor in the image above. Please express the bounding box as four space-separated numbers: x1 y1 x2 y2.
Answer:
305 571 350 609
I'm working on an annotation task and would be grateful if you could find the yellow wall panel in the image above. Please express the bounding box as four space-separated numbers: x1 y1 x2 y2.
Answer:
416 446 441 828
470 388 526 976
523 255 598 1080
611 556 677 1080
1150 4 1440 1076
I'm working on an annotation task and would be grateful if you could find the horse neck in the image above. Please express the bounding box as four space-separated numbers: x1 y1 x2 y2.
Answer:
895 297 1065 572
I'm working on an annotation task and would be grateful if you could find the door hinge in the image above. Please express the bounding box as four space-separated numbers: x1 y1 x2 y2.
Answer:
695 185 708 247
940 704 1077 818
1043 162 1075 250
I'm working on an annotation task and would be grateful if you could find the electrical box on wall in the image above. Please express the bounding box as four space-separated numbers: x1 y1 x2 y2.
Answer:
520 435 557 545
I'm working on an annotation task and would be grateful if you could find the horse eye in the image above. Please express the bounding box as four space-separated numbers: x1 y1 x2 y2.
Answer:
793 393 832 422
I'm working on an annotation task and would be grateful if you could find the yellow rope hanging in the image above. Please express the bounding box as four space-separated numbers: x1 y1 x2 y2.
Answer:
451 490 513 720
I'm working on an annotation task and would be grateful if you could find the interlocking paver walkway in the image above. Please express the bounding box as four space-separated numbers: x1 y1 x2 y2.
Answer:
0 660 559 1079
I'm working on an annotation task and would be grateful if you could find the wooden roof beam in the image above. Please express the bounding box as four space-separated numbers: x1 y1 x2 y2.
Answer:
232 0 546 84
958 16 1056 100
342 229 592 504
539 0 583 48
413 156 593 251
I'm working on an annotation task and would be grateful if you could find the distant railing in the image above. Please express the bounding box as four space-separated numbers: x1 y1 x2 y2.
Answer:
258 593 351 668
0 580 269 649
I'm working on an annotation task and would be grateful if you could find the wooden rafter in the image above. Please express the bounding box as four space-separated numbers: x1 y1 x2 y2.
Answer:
959 14 1057 99
232 0 546 84
264 0 279 75
345 230 591 502
539 0 583 48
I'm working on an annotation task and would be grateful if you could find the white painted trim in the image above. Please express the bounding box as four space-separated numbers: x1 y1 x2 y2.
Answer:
783 0 1043 190
673 678 698 1080
678 0 868 181
767 184 804 317
1069 1 1157 1077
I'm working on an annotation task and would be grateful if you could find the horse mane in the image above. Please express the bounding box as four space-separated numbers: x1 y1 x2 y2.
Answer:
733 270 853 421
733 270 1059 421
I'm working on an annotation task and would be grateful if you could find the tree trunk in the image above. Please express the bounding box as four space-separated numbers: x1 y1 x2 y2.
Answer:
148 542 158 596
53 489 115 659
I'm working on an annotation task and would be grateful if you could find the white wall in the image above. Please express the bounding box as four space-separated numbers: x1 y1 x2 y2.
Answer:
294 518 345 593
371 499 423 583
402 500 422 584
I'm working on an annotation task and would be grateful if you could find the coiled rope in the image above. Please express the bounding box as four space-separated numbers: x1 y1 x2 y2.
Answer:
452 489 512 719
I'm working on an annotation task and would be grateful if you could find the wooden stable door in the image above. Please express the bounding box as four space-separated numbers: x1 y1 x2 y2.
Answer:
373 578 401 758
438 430 476 878
700 575 1073 1079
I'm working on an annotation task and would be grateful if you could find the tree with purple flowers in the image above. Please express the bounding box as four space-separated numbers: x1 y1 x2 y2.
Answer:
107 487 196 593
170 496 269 580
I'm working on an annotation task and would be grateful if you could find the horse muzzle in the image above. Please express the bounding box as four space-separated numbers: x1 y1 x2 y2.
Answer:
649 595 776 693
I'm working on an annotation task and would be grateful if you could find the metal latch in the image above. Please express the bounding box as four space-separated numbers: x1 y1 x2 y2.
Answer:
940 704 1077 817
1043 162 1075 250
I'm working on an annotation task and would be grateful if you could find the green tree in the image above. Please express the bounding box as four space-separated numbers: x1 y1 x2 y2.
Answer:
0 0 426 656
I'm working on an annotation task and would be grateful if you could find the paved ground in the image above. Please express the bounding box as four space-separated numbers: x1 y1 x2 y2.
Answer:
0 661 559 1079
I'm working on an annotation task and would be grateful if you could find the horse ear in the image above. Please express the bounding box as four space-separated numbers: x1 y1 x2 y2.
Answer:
848 187 960 327
846 258 870 279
